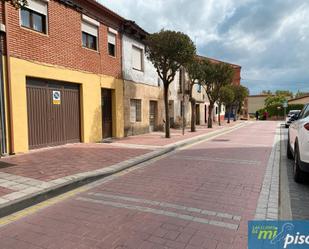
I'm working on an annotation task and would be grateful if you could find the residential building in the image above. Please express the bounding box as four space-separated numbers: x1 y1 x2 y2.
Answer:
247 94 272 115
288 95 309 105
122 21 164 136
0 0 125 153
169 56 242 127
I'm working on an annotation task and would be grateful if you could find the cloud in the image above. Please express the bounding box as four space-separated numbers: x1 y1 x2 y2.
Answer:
99 0 309 94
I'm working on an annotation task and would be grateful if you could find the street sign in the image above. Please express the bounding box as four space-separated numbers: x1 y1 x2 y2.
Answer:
52 91 61 105
283 101 288 108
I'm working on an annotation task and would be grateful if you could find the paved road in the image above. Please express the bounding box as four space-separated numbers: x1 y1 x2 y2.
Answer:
0 122 278 249
280 127 309 219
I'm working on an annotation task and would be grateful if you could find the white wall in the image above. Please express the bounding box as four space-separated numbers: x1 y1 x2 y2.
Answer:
122 34 160 86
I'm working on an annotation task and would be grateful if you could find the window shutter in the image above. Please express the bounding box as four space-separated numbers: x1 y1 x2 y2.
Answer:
132 46 143 71
82 22 98 37
108 33 116 45
27 0 47 15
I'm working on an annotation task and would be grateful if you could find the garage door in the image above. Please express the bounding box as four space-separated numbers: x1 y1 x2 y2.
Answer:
26 78 81 149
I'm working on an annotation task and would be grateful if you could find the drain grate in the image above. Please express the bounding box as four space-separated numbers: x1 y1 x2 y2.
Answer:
211 139 230 142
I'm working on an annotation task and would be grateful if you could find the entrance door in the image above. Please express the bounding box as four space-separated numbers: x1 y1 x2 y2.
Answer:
149 101 157 132
27 78 80 149
102 89 113 139
196 104 200 125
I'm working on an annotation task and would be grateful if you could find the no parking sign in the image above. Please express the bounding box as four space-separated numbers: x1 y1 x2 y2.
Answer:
52 91 61 105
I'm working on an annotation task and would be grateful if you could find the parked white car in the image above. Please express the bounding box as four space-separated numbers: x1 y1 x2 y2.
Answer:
285 110 301 128
287 103 309 182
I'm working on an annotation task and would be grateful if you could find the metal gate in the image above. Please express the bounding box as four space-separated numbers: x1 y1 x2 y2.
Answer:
149 101 157 132
26 78 81 149
101 89 113 139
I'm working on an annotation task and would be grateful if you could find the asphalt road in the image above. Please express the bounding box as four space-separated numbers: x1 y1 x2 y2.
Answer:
0 122 278 249
280 127 309 220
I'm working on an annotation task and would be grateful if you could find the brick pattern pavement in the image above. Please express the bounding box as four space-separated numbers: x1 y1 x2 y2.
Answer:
0 144 150 181
0 121 278 249
0 187 13 198
113 122 241 147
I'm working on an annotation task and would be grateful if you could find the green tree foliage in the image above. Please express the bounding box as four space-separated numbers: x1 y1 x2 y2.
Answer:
295 91 309 98
145 30 196 138
186 57 204 132
275 90 293 98
258 104 304 119
231 85 249 121
218 85 234 124
3 0 27 8
200 61 234 128
261 90 272 95
265 95 287 107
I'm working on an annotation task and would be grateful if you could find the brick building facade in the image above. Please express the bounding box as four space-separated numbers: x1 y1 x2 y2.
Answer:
0 0 125 153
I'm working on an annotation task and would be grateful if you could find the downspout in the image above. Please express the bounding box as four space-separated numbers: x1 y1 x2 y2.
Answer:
4 2 15 154
0 34 7 155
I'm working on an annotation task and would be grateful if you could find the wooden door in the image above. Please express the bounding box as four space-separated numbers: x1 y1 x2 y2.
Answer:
102 89 113 139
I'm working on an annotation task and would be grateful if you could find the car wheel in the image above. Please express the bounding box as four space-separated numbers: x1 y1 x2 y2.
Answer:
287 136 293 160
293 145 305 183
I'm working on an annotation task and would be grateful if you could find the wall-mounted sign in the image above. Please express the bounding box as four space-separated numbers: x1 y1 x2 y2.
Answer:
53 91 61 105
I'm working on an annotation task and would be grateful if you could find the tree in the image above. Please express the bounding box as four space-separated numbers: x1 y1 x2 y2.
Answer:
275 90 293 99
295 90 309 98
201 61 234 128
145 30 196 138
265 95 286 107
186 57 204 132
261 90 272 95
3 0 27 8
218 85 234 125
231 85 249 121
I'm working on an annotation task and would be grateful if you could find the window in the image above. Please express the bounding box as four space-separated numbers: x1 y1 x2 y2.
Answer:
130 99 142 122
82 15 99 51
132 46 143 71
82 32 97 50
108 32 116 57
20 0 47 34
196 83 201 93
300 105 309 119
179 68 183 93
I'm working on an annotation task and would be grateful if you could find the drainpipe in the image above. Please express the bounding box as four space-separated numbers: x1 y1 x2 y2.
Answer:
4 2 15 155
0 36 7 155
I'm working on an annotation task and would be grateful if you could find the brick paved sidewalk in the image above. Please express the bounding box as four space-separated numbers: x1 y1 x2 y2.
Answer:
0 121 245 214
111 121 242 148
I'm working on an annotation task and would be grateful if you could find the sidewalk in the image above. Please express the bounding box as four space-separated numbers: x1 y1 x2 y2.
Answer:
0 121 245 217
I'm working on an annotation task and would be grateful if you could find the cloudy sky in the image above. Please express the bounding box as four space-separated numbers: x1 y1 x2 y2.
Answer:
99 0 309 95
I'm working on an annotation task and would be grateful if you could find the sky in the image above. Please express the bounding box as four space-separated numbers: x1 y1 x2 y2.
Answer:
99 0 309 95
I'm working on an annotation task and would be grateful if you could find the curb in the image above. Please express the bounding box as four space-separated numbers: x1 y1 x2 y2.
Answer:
254 123 281 220
0 122 247 218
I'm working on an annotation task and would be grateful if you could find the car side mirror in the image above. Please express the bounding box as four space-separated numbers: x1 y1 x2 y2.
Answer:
291 114 299 121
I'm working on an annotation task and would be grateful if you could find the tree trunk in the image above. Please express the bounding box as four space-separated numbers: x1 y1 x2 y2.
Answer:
228 106 231 123
234 105 238 122
218 103 221 126
190 99 196 132
163 85 170 138
208 103 214 128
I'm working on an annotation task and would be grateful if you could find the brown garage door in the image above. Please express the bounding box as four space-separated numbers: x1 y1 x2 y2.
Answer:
26 78 81 149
